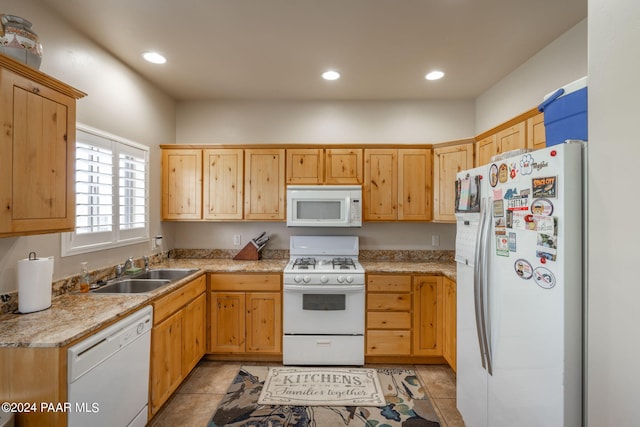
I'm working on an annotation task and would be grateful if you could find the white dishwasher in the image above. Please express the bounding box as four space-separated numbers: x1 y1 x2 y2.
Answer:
68 305 153 427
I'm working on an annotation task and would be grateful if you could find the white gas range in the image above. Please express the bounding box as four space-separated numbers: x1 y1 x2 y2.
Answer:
283 235 365 366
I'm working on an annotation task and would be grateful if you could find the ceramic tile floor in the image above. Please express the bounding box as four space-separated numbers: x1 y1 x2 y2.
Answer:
149 361 465 427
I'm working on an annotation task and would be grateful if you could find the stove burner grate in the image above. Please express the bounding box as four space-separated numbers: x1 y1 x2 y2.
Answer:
332 257 356 270
293 257 316 270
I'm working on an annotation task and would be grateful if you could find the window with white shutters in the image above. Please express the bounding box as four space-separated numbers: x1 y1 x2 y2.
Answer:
62 125 149 256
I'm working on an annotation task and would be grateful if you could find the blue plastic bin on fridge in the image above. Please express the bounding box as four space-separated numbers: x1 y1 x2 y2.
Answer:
538 76 588 146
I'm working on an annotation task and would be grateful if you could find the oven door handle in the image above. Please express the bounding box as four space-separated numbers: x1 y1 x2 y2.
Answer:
284 284 364 293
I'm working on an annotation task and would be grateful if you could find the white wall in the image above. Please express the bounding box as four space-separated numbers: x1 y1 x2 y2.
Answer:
177 100 475 144
0 0 176 294
587 0 640 424
475 19 588 133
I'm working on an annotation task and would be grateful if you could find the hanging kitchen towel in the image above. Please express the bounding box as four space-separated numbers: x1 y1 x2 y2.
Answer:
18 252 54 313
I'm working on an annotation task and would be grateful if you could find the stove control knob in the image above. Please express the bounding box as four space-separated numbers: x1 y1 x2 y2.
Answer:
320 275 329 283
337 275 345 283
303 275 311 283
345 276 354 283
294 275 303 283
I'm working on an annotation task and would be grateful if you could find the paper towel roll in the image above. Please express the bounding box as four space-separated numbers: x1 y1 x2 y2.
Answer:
18 253 54 314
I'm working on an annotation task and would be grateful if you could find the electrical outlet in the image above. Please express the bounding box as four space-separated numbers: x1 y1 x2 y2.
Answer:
431 235 440 246
234 234 241 246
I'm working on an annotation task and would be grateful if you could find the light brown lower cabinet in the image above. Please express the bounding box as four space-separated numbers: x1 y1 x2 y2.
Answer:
366 275 412 356
150 275 206 417
442 277 457 371
209 273 282 355
366 274 451 366
0 346 67 426
413 275 444 356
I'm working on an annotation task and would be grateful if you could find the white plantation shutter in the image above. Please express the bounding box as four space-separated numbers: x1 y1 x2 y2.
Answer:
75 137 113 234
62 125 149 256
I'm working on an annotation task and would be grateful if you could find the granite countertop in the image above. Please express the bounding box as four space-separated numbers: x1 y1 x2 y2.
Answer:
0 258 455 348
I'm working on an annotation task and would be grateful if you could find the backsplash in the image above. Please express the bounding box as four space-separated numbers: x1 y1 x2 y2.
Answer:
0 249 454 315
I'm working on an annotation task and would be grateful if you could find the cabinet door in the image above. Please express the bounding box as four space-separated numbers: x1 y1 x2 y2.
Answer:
246 292 282 353
325 148 363 184
244 149 285 220
495 122 526 155
476 134 497 167
210 292 246 353
398 149 432 221
0 69 76 235
286 148 324 184
364 149 397 220
413 275 443 356
203 149 243 220
161 149 202 220
182 293 206 376
442 277 457 371
433 143 474 222
150 309 183 415
527 112 546 151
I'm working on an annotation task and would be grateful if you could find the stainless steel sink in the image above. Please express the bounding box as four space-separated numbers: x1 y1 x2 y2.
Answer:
132 268 199 281
91 268 199 294
91 279 171 294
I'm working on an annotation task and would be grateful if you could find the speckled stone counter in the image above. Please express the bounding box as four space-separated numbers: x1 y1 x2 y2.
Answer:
0 259 288 348
361 260 456 281
0 256 455 348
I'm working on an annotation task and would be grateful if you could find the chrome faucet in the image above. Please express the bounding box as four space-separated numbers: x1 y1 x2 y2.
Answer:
143 256 150 271
115 257 134 278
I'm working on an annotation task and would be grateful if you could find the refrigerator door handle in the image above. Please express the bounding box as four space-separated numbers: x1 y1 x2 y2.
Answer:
474 197 488 371
479 197 494 375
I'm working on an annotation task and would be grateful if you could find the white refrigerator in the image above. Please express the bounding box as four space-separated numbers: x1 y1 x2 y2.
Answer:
455 142 584 427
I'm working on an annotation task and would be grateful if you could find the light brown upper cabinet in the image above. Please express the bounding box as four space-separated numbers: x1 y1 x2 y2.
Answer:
433 142 474 222
203 149 243 220
475 109 547 167
476 122 526 167
0 55 86 237
162 149 202 220
364 148 432 221
286 148 324 184
526 112 546 151
325 148 363 184
244 149 285 220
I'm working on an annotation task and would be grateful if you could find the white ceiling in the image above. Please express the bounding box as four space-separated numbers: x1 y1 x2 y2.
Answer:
41 0 587 102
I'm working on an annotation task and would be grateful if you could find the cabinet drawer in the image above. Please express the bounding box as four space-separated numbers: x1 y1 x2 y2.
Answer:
367 312 411 329
153 275 206 324
366 330 411 355
367 293 411 311
209 273 281 291
367 275 411 292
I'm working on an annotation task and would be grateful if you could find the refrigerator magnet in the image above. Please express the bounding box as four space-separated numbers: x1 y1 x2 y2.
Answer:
514 259 532 279
519 154 534 175
492 199 505 217
496 236 509 257
532 176 557 198
508 232 517 252
533 267 556 289
489 164 499 187
531 198 554 215
498 163 509 183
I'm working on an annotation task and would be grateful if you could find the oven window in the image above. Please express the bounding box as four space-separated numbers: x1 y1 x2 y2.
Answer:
296 201 342 220
302 294 346 311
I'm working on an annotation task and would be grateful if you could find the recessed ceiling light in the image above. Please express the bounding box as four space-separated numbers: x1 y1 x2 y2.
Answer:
143 51 167 64
322 70 341 81
425 70 445 81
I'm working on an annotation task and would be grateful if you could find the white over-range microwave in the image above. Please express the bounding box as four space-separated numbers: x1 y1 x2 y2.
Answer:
286 185 362 227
